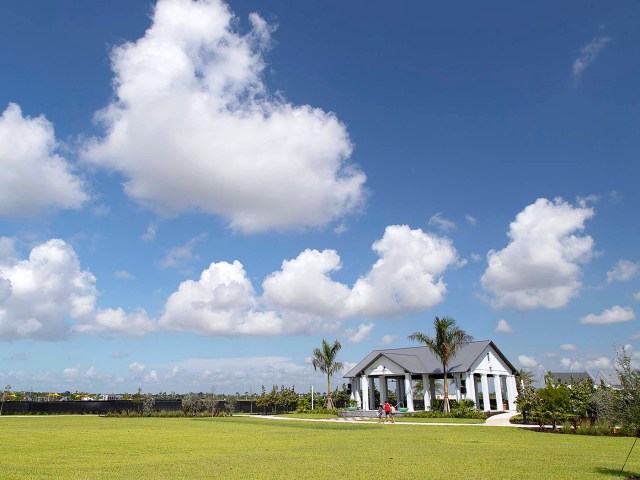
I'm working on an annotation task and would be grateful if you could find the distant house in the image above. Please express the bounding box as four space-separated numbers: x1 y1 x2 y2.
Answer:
344 340 518 412
593 371 621 389
100 394 123 401
545 371 594 386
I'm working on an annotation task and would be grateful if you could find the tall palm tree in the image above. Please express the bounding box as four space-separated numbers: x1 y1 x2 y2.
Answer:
312 339 344 409
409 316 473 413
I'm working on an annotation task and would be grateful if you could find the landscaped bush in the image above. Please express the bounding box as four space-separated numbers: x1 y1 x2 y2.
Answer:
295 406 338 415
405 409 486 420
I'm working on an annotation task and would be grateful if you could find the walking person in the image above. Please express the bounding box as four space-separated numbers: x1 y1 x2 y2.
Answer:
377 405 384 423
383 401 391 423
390 404 396 423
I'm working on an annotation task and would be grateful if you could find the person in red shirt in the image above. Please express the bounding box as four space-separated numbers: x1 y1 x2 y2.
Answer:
383 401 392 423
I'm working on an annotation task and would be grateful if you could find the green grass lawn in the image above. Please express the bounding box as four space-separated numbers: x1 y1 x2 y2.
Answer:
0 416 638 479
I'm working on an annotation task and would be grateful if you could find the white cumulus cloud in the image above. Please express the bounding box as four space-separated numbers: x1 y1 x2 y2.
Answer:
82 0 365 233
162 225 459 336
580 305 635 325
345 323 374 344
607 260 639 283
560 343 577 351
264 225 459 318
495 319 514 334
380 334 397 345
0 103 88 216
481 198 595 310
262 249 351 318
585 356 611 370
74 307 156 336
0 239 97 340
160 260 285 336
518 355 538 368
0 239 157 340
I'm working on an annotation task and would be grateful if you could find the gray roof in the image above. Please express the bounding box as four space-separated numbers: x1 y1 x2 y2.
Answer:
344 340 517 378
546 371 594 384
593 371 621 387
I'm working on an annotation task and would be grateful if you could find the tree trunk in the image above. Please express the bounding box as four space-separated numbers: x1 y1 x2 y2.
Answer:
442 363 450 413
325 376 333 409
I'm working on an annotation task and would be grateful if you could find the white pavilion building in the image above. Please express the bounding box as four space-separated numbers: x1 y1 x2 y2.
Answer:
343 340 519 412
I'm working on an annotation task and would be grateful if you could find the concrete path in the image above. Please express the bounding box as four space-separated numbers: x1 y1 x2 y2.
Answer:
484 411 520 427
238 411 531 428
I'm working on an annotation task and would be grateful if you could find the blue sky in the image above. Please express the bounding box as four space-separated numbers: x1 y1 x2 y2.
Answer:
0 0 638 394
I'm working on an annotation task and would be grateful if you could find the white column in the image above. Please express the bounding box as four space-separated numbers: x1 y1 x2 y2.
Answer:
395 377 402 405
454 375 462 402
380 377 388 403
506 375 518 411
361 375 369 411
422 374 431 411
368 376 376 410
465 373 476 405
493 375 503 411
404 372 414 412
353 378 362 409
480 374 490 412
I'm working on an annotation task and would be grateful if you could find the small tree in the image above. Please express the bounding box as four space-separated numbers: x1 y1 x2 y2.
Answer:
311 339 344 410
515 383 539 424
0 385 11 416
142 394 155 417
594 346 640 475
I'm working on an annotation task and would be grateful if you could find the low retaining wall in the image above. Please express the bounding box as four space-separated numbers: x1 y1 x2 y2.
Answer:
1 400 182 415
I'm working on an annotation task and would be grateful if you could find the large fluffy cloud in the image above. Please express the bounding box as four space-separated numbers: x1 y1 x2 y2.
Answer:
481 198 595 310
0 103 87 216
160 260 286 335
161 225 459 336
349 225 459 316
83 0 365 232
0 239 155 340
263 225 459 318
0 240 97 340
262 249 351 318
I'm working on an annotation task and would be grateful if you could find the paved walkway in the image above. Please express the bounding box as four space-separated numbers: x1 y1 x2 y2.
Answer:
239 411 530 428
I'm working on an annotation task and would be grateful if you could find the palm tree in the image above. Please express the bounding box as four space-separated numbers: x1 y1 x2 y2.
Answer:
409 316 473 413
312 339 344 409
517 369 535 392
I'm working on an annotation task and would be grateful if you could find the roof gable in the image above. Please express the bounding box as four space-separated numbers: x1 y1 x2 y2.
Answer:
344 340 517 378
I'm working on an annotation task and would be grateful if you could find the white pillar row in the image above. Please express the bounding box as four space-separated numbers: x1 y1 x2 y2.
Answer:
422 374 431 411
380 376 388 403
506 375 518 411
465 372 476 405
361 375 369 411
480 374 490 412
493 375 504 411
404 372 415 412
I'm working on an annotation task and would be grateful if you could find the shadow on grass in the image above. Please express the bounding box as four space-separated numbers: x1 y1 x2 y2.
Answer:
594 467 640 478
